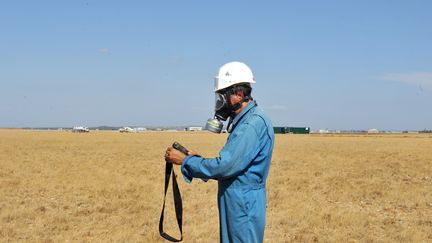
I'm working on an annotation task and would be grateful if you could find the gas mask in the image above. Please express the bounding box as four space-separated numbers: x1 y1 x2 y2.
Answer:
205 90 249 133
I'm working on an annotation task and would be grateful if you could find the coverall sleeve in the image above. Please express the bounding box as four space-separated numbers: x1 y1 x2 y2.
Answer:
181 123 261 183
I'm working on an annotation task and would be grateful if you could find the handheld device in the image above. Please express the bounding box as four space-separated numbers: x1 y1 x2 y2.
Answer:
172 142 189 155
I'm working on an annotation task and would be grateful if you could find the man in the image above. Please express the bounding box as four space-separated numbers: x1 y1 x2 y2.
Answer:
165 61 274 243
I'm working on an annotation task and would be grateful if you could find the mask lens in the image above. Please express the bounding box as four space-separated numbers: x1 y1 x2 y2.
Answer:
215 93 226 111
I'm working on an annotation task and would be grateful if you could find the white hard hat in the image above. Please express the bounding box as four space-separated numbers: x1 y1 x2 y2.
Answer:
214 61 255 92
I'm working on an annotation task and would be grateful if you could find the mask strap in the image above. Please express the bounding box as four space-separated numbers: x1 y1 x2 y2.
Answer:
227 116 234 133
231 95 251 111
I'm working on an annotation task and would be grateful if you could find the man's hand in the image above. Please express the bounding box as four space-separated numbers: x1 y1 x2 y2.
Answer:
164 147 186 165
165 146 199 165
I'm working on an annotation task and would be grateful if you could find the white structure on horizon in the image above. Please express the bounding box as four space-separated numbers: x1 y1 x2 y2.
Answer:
367 128 379 133
135 127 147 132
72 126 89 133
318 129 329 133
119 127 135 133
119 127 147 133
185 126 203 131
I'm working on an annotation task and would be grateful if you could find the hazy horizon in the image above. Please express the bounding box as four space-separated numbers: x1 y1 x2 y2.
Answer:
1 125 429 132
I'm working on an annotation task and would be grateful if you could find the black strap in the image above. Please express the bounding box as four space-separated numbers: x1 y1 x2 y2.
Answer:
159 162 183 242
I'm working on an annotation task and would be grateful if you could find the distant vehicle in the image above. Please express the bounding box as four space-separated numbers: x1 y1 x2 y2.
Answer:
72 126 90 133
119 127 136 133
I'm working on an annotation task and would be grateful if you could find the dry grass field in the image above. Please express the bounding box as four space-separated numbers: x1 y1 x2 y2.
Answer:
1 129 431 242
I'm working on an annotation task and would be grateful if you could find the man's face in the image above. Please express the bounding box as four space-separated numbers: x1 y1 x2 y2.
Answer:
214 88 245 120
229 92 244 113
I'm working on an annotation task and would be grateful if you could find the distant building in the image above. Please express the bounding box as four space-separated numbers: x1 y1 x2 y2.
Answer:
119 127 135 133
72 126 89 133
118 127 148 133
185 126 203 132
367 128 379 133
318 129 329 134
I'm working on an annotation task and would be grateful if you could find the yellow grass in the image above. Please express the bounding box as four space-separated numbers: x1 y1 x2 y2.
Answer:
1 129 431 242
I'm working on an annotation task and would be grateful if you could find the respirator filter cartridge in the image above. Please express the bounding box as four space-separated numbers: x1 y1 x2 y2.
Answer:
205 117 224 133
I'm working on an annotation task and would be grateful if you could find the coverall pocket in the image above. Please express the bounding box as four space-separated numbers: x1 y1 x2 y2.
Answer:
232 189 248 216
243 189 258 218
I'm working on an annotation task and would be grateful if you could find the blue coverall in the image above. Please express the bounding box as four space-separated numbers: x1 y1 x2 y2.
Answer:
181 100 274 243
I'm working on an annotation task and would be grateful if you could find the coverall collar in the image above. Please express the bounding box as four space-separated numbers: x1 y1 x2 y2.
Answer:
231 99 257 128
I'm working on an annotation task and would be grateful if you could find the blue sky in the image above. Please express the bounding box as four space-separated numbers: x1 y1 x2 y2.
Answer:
1 1 431 130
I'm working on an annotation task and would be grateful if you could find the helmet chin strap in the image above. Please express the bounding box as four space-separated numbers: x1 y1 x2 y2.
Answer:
226 95 252 132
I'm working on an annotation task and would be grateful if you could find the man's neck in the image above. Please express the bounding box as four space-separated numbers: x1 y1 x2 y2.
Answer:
234 100 251 115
